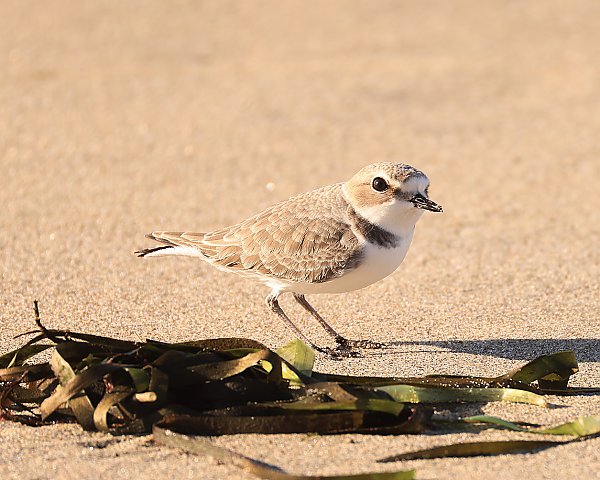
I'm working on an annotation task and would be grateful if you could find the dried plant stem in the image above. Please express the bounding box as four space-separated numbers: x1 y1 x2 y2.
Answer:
33 300 61 344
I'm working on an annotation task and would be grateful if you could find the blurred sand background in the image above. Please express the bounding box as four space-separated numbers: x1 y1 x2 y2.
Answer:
1 0 599 478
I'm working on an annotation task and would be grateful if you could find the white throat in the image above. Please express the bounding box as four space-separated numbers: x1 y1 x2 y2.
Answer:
357 201 424 236
343 186 424 237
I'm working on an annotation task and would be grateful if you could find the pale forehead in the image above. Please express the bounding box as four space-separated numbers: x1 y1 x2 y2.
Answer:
402 173 430 191
353 162 427 183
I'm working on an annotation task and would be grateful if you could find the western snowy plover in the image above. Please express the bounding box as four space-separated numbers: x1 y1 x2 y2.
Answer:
137 163 442 357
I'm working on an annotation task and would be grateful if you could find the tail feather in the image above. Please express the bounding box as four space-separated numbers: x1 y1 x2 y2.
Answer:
135 245 173 257
145 231 180 245
136 231 207 258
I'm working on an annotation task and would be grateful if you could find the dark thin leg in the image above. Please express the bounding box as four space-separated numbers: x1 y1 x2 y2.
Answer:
293 293 384 350
292 293 345 343
265 293 358 358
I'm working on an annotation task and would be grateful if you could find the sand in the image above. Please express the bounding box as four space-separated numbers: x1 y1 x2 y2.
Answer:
1 1 599 478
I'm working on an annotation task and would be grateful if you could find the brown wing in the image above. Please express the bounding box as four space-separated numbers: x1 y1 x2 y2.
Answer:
150 184 362 284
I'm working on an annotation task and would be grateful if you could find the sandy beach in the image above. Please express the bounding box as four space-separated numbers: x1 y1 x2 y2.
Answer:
1 1 599 478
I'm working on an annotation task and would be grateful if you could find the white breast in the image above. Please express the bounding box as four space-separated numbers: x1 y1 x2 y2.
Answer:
276 228 415 295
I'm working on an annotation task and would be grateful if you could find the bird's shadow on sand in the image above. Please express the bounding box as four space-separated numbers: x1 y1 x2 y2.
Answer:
379 338 600 362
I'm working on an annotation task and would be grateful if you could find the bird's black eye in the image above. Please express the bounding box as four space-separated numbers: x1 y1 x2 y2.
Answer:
371 177 388 192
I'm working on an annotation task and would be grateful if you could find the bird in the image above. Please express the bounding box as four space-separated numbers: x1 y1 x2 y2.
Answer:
136 162 442 357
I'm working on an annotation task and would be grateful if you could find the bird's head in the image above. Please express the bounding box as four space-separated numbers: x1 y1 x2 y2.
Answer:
343 162 442 234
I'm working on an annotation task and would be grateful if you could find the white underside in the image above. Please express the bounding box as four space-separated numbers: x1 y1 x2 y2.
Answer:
266 229 415 295
144 231 415 296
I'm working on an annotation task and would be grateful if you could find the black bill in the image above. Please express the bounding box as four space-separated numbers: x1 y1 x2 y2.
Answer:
411 193 443 212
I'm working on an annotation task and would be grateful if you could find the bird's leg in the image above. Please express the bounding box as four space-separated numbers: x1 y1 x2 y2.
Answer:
292 293 345 343
292 293 384 350
265 293 358 358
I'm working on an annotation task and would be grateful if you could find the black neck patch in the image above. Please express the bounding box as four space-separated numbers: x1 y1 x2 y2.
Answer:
348 207 399 248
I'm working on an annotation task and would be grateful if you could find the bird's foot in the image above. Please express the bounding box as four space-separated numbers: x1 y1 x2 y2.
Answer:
315 345 362 359
313 338 384 359
335 337 385 350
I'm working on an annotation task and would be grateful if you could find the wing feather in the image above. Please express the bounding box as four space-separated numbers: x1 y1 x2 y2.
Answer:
147 184 363 284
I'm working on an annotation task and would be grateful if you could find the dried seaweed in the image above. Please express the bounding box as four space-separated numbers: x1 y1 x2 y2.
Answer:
1 303 599 478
